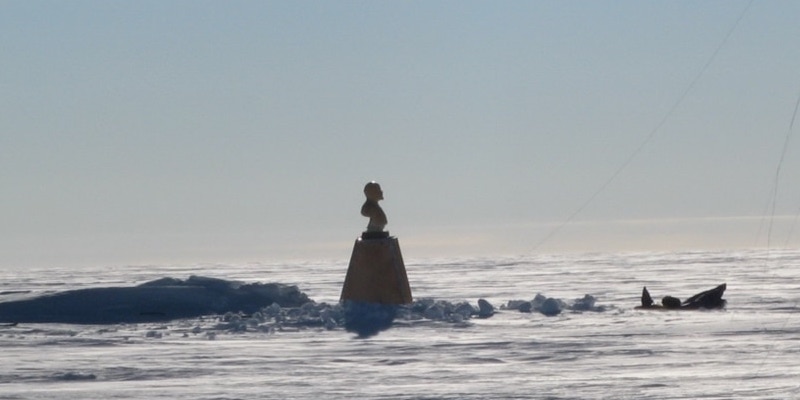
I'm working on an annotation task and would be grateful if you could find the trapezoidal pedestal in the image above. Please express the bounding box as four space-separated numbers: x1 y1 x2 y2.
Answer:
340 236 412 305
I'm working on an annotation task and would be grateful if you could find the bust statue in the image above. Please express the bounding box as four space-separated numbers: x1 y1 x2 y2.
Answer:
361 181 387 233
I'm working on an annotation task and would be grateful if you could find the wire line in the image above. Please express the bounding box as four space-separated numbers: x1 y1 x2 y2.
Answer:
532 0 754 251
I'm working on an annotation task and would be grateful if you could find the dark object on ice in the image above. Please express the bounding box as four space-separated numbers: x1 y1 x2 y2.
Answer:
539 298 562 316
477 298 494 318
0 276 311 324
342 300 397 338
661 296 682 309
681 283 728 309
517 301 533 313
637 284 727 310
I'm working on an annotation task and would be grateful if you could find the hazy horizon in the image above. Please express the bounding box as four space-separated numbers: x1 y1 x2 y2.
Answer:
3 1 800 268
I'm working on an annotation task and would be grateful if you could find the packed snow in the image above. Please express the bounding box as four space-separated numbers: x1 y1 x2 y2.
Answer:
0 250 798 399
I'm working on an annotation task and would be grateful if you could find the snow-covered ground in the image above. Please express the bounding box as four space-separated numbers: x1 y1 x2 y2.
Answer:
1 249 798 399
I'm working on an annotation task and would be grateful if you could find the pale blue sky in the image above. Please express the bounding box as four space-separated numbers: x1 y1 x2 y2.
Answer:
2 1 800 267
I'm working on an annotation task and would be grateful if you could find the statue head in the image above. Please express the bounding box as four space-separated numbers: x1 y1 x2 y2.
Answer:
361 181 387 234
363 181 384 202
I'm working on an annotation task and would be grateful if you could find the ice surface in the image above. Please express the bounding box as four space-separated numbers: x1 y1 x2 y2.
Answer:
0 250 797 399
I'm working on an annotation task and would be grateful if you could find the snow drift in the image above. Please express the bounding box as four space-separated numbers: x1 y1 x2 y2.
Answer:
0 276 309 324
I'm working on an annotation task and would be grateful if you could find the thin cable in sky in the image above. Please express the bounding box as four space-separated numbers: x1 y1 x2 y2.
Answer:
746 89 800 385
531 0 754 251
767 89 800 248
